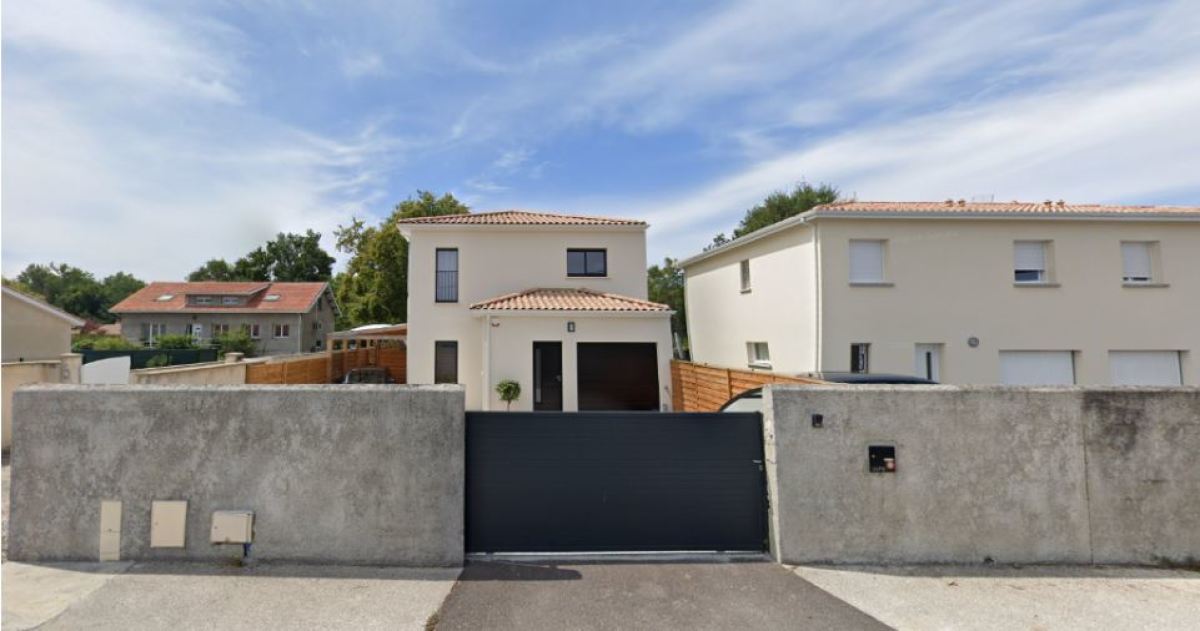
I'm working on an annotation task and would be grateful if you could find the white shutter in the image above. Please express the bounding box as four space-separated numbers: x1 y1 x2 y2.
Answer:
1109 351 1181 385
849 240 884 283
1121 242 1152 280
999 351 1075 385
1014 241 1045 271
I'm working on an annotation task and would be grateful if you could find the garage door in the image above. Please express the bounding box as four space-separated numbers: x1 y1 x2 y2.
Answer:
1109 351 1182 385
466 411 767 553
999 351 1075 385
577 342 659 411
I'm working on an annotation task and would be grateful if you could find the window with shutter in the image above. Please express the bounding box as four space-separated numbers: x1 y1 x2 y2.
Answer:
1014 241 1048 283
849 240 885 283
1121 242 1154 283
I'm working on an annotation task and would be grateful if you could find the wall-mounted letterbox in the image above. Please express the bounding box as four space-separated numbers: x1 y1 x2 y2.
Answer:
868 445 896 473
150 500 188 548
211 510 254 544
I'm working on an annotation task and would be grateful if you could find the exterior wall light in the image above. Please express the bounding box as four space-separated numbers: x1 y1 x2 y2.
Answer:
567 321 576 333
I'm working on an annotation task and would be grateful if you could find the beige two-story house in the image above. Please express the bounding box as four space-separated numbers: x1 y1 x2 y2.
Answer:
111 281 337 356
398 211 674 411
681 200 1200 386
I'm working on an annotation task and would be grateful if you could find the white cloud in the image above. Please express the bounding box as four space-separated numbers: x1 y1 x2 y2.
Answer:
340 52 386 79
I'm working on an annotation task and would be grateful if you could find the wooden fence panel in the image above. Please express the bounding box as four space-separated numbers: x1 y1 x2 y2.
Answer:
670 360 824 412
243 346 406 386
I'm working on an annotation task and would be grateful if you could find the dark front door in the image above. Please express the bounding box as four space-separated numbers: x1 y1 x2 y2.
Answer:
466 411 768 553
533 342 562 411
577 342 659 411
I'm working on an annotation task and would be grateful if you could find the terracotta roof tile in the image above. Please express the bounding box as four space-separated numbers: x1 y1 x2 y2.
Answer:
470 288 670 312
397 210 646 226
110 281 329 314
813 200 1200 216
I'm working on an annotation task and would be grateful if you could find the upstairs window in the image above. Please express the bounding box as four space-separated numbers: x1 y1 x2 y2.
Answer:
747 342 771 368
1121 241 1156 284
436 248 459 302
851 343 870 373
740 259 751 292
567 249 607 277
194 296 214 305
849 240 886 283
1014 241 1049 283
222 296 240 305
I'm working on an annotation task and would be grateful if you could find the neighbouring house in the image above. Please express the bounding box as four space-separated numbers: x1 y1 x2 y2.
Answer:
2 285 85 362
110 281 337 356
398 210 674 411
681 200 1200 386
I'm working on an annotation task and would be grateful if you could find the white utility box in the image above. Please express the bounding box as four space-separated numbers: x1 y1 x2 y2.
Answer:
210 510 254 544
150 500 188 547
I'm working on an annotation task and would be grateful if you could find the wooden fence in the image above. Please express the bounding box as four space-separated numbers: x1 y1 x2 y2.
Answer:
245 347 401 385
671 360 826 412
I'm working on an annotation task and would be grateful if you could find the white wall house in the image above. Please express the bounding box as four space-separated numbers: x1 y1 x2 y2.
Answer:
399 211 674 411
681 200 1200 386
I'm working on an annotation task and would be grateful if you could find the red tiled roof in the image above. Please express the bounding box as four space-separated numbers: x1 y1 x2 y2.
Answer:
397 210 646 226
812 200 1200 216
470 288 670 312
110 281 329 314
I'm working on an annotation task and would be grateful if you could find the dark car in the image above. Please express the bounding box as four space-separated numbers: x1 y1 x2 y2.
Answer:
719 373 938 412
341 367 394 384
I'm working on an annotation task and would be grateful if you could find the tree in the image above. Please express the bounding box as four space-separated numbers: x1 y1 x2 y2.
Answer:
730 183 839 239
647 257 686 348
495 379 521 411
187 259 236 281
12 263 142 323
334 191 470 328
185 230 335 283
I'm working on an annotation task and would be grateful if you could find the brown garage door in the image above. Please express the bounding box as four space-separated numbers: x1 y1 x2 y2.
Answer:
577 342 659 411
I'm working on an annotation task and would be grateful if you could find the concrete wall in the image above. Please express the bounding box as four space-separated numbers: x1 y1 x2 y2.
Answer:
1 354 82 450
7 385 465 566
404 224 651 409
2 293 75 362
128 359 248 385
763 385 1200 565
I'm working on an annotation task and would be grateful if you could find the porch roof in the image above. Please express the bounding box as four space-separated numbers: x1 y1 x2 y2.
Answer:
469 288 670 313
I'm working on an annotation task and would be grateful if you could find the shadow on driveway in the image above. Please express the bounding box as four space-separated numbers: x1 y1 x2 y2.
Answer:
434 558 889 630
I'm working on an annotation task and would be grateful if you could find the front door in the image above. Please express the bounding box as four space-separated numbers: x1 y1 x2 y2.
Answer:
533 342 562 411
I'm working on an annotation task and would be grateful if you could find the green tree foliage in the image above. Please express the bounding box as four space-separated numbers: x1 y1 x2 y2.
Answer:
214 330 257 358
647 257 687 345
153 334 196 350
11 263 145 323
704 183 839 250
495 379 521 411
187 231 335 283
333 191 470 328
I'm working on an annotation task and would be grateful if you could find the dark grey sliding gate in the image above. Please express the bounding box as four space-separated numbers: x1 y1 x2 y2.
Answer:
465 411 767 553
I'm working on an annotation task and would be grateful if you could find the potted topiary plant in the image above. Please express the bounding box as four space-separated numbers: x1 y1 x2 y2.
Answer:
495 379 521 411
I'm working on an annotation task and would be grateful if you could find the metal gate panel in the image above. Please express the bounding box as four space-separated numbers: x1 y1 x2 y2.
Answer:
466 411 766 553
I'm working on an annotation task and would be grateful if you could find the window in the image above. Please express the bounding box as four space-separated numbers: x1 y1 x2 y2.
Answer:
155 293 174 302
244 323 261 339
434 341 458 384
264 294 281 302
222 296 240 305
851 343 870 373
567 249 607 277
999 351 1075 385
1109 351 1182 386
194 296 214 305
317 297 323 311
141 323 167 344
212 324 230 337
436 248 459 302
273 324 290 338
849 240 886 283
1121 241 1156 283
740 259 751 292
747 342 771 367
1014 241 1049 283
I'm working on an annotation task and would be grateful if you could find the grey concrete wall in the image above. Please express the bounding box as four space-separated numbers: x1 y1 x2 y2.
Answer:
764 385 1200 565
8 385 464 566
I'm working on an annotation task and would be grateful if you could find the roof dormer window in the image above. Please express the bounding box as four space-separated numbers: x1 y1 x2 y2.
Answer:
194 296 214 305
264 294 281 302
156 293 174 302
222 296 241 305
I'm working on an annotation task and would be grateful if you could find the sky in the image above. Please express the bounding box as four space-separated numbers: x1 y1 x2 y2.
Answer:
3 0 1199 280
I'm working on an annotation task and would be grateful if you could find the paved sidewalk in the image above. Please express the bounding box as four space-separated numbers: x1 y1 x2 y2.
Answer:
433 558 888 630
793 564 1200 631
3 561 459 631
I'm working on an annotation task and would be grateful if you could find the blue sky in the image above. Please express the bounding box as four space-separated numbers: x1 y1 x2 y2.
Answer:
4 0 1199 279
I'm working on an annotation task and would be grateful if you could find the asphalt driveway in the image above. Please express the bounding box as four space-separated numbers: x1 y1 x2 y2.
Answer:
432 558 888 630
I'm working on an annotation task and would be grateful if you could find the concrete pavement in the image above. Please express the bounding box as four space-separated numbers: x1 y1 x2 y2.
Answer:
793 564 1200 631
433 558 889 630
